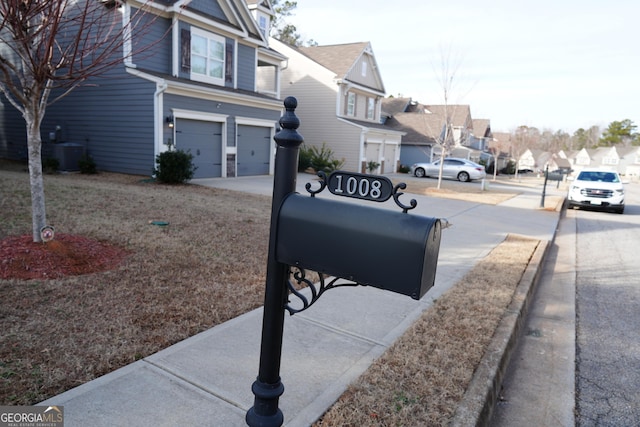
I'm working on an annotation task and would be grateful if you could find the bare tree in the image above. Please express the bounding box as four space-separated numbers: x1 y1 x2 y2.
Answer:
0 0 161 242
430 45 471 189
511 125 536 180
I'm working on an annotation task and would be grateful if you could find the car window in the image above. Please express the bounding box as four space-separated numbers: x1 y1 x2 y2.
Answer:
604 173 618 183
578 171 620 183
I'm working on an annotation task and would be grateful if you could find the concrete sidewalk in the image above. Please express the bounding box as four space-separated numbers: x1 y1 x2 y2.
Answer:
41 174 566 426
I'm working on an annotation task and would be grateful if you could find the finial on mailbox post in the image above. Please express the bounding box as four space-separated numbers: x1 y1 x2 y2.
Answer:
275 97 303 148
246 97 303 427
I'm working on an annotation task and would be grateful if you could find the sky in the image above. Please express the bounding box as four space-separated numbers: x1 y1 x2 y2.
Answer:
285 0 639 133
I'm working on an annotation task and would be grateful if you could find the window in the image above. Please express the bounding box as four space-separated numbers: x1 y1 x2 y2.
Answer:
367 97 375 120
346 92 356 116
362 61 367 77
258 15 268 37
191 28 225 86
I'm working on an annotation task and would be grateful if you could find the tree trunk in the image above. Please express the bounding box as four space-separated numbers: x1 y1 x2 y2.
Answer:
26 118 47 243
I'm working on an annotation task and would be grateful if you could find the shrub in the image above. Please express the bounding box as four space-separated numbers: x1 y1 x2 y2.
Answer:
78 154 97 174
298 144 313 172
366 161 380 173
299 143 344 173
500 160 516 175
42 157 59 174
153 150 197 184
398 164 411 174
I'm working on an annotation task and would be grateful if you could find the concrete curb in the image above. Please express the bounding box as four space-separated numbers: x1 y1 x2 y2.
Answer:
450 235 554 427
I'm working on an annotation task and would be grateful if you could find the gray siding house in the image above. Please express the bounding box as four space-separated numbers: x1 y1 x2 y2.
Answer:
0 0 286 179
269 39 404 174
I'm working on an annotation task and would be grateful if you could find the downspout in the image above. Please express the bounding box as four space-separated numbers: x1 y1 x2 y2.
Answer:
172 15 180 76
154 82 169 164
121 4 134 68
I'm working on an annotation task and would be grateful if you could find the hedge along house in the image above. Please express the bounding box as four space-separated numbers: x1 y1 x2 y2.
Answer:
0 0 286 179
269 39 404 175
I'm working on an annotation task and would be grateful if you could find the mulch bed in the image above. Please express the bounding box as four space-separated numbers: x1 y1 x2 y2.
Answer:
0 234 128 280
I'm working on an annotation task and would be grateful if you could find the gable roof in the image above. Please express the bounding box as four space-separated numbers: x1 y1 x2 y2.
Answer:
555 157 572 168
381 97 413 117
472 119 491 138
298 42 371 77
245 0 271 7
422 105 471 128
163 0 267 46
384 112 443 144
616 145 640 158
381 98 477 145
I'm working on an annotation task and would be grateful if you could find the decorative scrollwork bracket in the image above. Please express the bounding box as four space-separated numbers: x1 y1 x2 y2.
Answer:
285 267 361 315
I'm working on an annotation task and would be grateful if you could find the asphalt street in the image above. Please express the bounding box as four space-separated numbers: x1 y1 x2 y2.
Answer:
574 183 640 426
493 180 640 427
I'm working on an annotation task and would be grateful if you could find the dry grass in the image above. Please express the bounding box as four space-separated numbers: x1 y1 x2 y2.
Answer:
1 163 271 404
400 177 519 205
315 235 540 426
1 161 540 424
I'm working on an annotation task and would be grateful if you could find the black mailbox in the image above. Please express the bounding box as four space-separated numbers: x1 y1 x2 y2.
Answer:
276 193 441 300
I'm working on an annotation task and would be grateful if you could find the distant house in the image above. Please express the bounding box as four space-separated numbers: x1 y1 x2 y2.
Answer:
270 39 403 174
593 147 620 168
380 97 485 167
548 156 572 172
572 148 592 168
487 132 512 172
618 146 640 179
566 145 640 179
517 149 545 172
0 0 286 178
469 119 492 152
425 104 476 160
381 98 440 167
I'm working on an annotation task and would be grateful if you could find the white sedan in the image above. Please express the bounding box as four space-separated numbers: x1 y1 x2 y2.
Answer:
410 158 486 182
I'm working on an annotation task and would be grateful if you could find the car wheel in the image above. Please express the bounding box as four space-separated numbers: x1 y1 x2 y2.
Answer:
457 171 470 182
415 168 426 178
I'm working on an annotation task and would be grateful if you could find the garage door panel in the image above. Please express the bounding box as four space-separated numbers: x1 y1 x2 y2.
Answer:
383 144 397 173
237 125 270 176
176 119 222 179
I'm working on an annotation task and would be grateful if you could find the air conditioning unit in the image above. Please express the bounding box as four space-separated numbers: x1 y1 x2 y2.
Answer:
48 142 86 171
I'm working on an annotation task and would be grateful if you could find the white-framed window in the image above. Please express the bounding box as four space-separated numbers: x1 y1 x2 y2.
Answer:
367 97 375 120
258 14 268 37
191 28 225 86
362 61 367 77
346 92 356 116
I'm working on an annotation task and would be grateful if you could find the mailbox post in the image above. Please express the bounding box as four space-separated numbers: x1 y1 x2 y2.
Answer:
246 97 302 427
247 97 443 426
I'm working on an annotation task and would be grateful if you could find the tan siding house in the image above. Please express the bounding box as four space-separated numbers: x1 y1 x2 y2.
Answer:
270 39 404 174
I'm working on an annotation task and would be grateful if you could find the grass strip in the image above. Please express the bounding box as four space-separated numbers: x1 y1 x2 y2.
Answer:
315 235 540 426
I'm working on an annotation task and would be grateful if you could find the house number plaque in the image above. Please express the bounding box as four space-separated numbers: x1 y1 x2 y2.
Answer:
327 171 393 202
